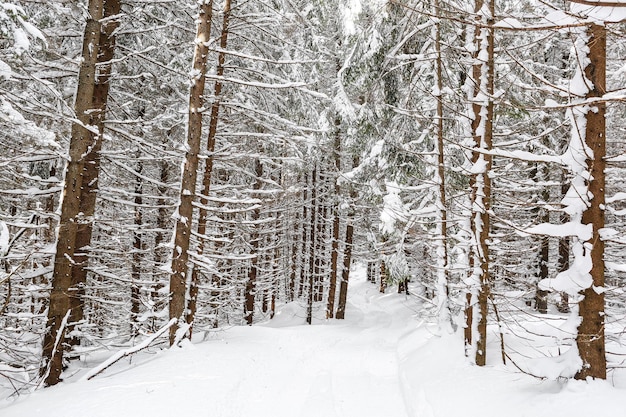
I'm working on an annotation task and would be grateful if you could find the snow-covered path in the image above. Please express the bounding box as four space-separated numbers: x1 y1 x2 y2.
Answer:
1 269 419 417
3 266 626 417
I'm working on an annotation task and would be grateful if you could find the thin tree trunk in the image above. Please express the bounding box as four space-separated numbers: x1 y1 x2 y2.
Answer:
245 159 263 325
530 163 549 314
298 175 309 299
306 168 317 325
379 260 387 293
326 117 341 319
40 0 105 386
130 156 143 338
467 0 494 367
335 199 354 320
313 171 325 303
434 0 451 330
169 1 214 345
557 176 570 313
152 156 171 331
576 23 606 380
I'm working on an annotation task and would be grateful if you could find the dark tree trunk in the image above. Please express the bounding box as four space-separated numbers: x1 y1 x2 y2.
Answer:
169 0 215 345
130 157 143 338
244 158 263 325
41 0 111 386
575 23 606 381
326 117 341 319
306 168 317 325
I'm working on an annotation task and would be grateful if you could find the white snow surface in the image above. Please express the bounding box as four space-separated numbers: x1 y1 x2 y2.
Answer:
2 266 625 416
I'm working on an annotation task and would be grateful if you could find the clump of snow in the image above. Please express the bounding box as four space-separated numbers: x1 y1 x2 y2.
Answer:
571 2 626 23
0 221 9 256
540 241 592 295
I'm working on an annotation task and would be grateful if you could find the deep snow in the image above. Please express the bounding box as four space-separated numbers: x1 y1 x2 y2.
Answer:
1 265 625 417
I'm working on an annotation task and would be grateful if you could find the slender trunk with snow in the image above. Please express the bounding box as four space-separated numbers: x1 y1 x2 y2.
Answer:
169 1 214 345
467 0 494 367
131 156 144 338
185 0 232 334
306 168 317 325
336 173 357 320
326 117 341 319
244 159 263 325
40 0 105 386
575 23 607 380
433 0 452 332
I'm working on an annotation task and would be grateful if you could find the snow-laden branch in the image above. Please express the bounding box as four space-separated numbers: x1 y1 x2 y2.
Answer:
81 318 177 381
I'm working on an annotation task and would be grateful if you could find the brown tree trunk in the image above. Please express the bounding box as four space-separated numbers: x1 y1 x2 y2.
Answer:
130 157 143 338
313 172 325 303
434 0 451 328
557 176 570 313
152 155 171 331
531 163 549 314
306 168 317 325
467 0 494 367
335 215 353 320
379 260 387 293
298 178 309 299
575 23 606 381
66 0 120 354
41 0 107 386
326 117 341 319
244 159 263 325
169 1 214 345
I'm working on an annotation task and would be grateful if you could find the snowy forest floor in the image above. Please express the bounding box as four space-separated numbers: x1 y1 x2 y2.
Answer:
1 265 625 417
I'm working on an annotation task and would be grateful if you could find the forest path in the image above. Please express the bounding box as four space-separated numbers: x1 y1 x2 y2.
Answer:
2 266 425 417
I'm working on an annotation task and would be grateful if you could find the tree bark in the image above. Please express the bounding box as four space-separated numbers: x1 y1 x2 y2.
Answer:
434 0 451 329
40 0 106 386
467 0 494 367
335 199 354 320
306 167 317 325
575 23 606 381
65 0 121 354
244 159 263 325
557 176 570 313
326 116 341 319
169 0 214 345
130 156 143 338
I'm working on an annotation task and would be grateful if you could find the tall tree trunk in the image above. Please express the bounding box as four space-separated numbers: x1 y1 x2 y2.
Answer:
185 0 233 336
434 0 451 330
152 155 171 331
298 177 309 299
169 1 214 345
379 260 387 294
313 170 325 303
40 0 107 386
245 159 263 325
530 162 550 314
336 185 356 320
467 0 494 367
130 156 143 338
326 117 341 319
575 23 606 381
557 176 570 313
67 0 120 354
306 167 317 325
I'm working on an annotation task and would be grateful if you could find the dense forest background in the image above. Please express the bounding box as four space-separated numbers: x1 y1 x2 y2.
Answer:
1 0 625 392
